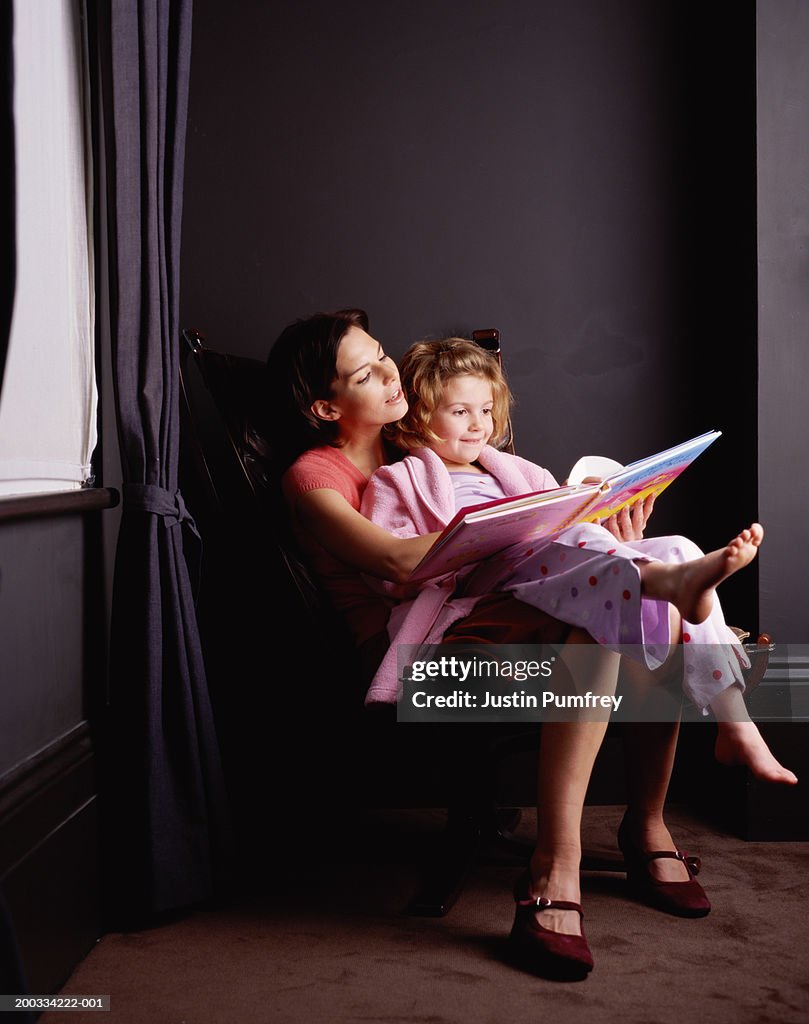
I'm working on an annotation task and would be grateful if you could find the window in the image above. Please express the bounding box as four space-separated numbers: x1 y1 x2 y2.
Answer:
0 0 97 497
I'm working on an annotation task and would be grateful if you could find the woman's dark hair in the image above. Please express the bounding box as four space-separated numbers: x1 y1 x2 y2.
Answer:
265 307 369 467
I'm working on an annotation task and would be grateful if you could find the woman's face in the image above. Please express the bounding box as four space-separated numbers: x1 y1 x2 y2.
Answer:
312 326 407 433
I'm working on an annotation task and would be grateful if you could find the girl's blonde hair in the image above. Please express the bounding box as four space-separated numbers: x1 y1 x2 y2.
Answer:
388 337 513 451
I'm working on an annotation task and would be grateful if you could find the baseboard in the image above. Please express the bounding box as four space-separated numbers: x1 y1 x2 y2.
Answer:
0 723 101 994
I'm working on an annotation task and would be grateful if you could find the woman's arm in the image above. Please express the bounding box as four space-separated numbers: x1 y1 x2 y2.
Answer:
295 487 441 584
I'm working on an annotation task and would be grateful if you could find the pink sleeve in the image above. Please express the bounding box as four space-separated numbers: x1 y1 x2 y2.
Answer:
360 464 420 538
282 450 357 508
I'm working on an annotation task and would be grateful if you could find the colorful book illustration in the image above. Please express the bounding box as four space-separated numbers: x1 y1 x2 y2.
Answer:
408 430 721 582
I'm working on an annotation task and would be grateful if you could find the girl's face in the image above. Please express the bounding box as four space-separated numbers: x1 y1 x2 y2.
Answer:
311 326 406 434
428 374 494 470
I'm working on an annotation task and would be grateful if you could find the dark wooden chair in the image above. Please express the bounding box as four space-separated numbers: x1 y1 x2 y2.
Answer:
178 326 561 914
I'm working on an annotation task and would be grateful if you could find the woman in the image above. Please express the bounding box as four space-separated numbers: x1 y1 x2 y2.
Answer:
267 307 713 980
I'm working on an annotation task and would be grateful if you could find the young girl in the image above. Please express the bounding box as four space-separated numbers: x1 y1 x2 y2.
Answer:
359 337 797 785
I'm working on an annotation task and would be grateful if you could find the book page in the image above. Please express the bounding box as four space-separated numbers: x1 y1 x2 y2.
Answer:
577 430 721 522
566 454 624 486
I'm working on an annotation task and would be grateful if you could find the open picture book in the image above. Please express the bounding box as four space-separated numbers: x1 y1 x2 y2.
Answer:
408 429 721 582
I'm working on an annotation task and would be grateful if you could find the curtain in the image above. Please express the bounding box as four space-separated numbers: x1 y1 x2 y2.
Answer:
0 0 13 393
90 0 230 917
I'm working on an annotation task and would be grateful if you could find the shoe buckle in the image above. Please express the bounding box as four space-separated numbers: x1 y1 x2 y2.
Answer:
673 849 701 875
535 896 553 908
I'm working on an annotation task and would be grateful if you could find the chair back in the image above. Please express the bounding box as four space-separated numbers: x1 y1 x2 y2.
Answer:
179 325 515 615
472 327 515 454
179 327 323 618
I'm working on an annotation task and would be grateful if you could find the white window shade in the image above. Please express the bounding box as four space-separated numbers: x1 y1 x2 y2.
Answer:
0 0 97 497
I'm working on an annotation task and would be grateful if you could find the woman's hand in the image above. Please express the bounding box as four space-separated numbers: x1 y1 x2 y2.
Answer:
599 493 655 542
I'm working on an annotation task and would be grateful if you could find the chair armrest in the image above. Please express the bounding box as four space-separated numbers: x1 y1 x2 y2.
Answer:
729 626 775 696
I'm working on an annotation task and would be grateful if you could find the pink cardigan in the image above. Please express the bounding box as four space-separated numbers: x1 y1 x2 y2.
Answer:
360 446 557 704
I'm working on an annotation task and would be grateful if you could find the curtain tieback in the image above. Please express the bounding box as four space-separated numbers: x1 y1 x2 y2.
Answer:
124 483 200 540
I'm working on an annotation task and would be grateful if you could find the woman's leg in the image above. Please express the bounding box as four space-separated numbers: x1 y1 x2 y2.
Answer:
619 721 691 882
441 597 617 943
617 607 700 882
528 631 620 935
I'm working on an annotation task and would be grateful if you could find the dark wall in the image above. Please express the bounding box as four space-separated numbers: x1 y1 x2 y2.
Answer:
0 521 84 776
757 0 809 643
0 514 102 991
181 0 759 624
177 0 809 840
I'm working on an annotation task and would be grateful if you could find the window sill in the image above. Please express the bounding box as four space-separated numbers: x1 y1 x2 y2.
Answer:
0 487 120 524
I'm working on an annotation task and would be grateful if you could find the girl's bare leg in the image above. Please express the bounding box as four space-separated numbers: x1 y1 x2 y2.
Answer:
638 523 795 783
529 631 620 936
712 686 798 784
639 523 763 625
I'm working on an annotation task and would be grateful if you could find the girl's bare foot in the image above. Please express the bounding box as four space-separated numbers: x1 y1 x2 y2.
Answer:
641 523 764 625
715 721 798 784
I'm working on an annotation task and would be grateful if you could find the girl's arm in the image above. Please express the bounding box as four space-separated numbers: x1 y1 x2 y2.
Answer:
295 487 441 584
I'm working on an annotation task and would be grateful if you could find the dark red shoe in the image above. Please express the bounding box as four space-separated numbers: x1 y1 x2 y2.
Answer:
509 873 594 980
617 822 711 918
